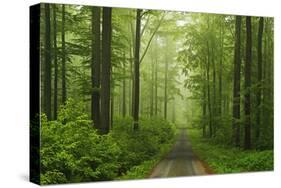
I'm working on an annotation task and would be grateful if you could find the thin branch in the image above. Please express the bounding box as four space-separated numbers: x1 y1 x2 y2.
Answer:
140 13 166 64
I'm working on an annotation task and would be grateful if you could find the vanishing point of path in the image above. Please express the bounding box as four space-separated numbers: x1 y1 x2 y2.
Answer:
150 128 210 178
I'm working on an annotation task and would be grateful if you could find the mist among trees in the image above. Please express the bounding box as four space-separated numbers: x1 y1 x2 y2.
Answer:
36 3 273 184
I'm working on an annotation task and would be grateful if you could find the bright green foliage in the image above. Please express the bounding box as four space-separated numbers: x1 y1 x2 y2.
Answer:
188 128 273 173
37 3 273 184
40 99 175 184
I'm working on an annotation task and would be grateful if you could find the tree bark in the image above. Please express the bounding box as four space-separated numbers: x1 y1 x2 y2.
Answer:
91 7 101 129
44 3 51 120
133 9 141 130
61 4 67 104
244 16 252 149
256 17 264 141
232 16 242 147
100 7 112 134
52 4 58 120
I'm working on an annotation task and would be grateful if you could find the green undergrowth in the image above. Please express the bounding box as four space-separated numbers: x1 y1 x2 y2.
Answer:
118 140 174 180
39 99 176 184
187 128 273 174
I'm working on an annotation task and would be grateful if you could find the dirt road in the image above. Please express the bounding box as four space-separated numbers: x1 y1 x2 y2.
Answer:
149 128 209 178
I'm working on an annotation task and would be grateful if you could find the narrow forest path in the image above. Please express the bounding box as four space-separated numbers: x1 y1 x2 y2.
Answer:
149 128 210 178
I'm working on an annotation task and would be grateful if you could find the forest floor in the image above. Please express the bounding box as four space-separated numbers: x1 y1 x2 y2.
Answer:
149 128 212 178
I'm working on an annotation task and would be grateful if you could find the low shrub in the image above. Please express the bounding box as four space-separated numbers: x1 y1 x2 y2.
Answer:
40 99 176 184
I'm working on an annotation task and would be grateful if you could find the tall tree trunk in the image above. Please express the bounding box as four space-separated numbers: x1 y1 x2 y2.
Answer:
61 4 67 104
133 9 141 130
218 17 224 119
52 4 58 120
211 41 216 137
172 99 176 123
232 16 242 147
154 40 158 116
244 16 252 149
256 17 264 141
119 85 122 115
128 41 133 116
150 53 154 117
164 53 168 120
100 7 112 134
110 68 114 128
122 59 126 117
91 7 101 129
44 3 51 120
206 43 212 138
203 65 207 137
130 20 135 117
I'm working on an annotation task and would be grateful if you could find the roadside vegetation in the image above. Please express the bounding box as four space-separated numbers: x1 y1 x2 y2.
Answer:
187 128 273 173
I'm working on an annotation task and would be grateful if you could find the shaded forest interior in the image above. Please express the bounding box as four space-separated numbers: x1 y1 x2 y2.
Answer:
37 3 273 184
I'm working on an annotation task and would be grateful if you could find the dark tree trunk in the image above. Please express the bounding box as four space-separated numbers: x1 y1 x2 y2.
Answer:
61 4 67 104
91 7 101 129
110 67 115 128
44 4 51 120
52 4 58 120
133 9 141 130
232 16 242 147
100 7 112 134
244 16 252 150
256 17 264 141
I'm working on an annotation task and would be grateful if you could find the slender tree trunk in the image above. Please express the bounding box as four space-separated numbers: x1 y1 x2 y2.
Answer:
52 4 58 120
206 44 212 138
119 85 122 115
44 4 51 120
110 84 114 129
133 9 141 130
172 99 176 123
154 39 158 116
61 4 67 104
122 59 126 117
150 52 154 117
128 41 133 116
219 17 224 119
100 7 112 134
203 65 207 137
256 17 264 141
91 7 101 128
244 16 252 149
110 67 114 129
232 16 242 147
211 41 216 137
164 53 168 120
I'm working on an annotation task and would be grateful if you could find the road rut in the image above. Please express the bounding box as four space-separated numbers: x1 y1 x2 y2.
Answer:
150 128 208 178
